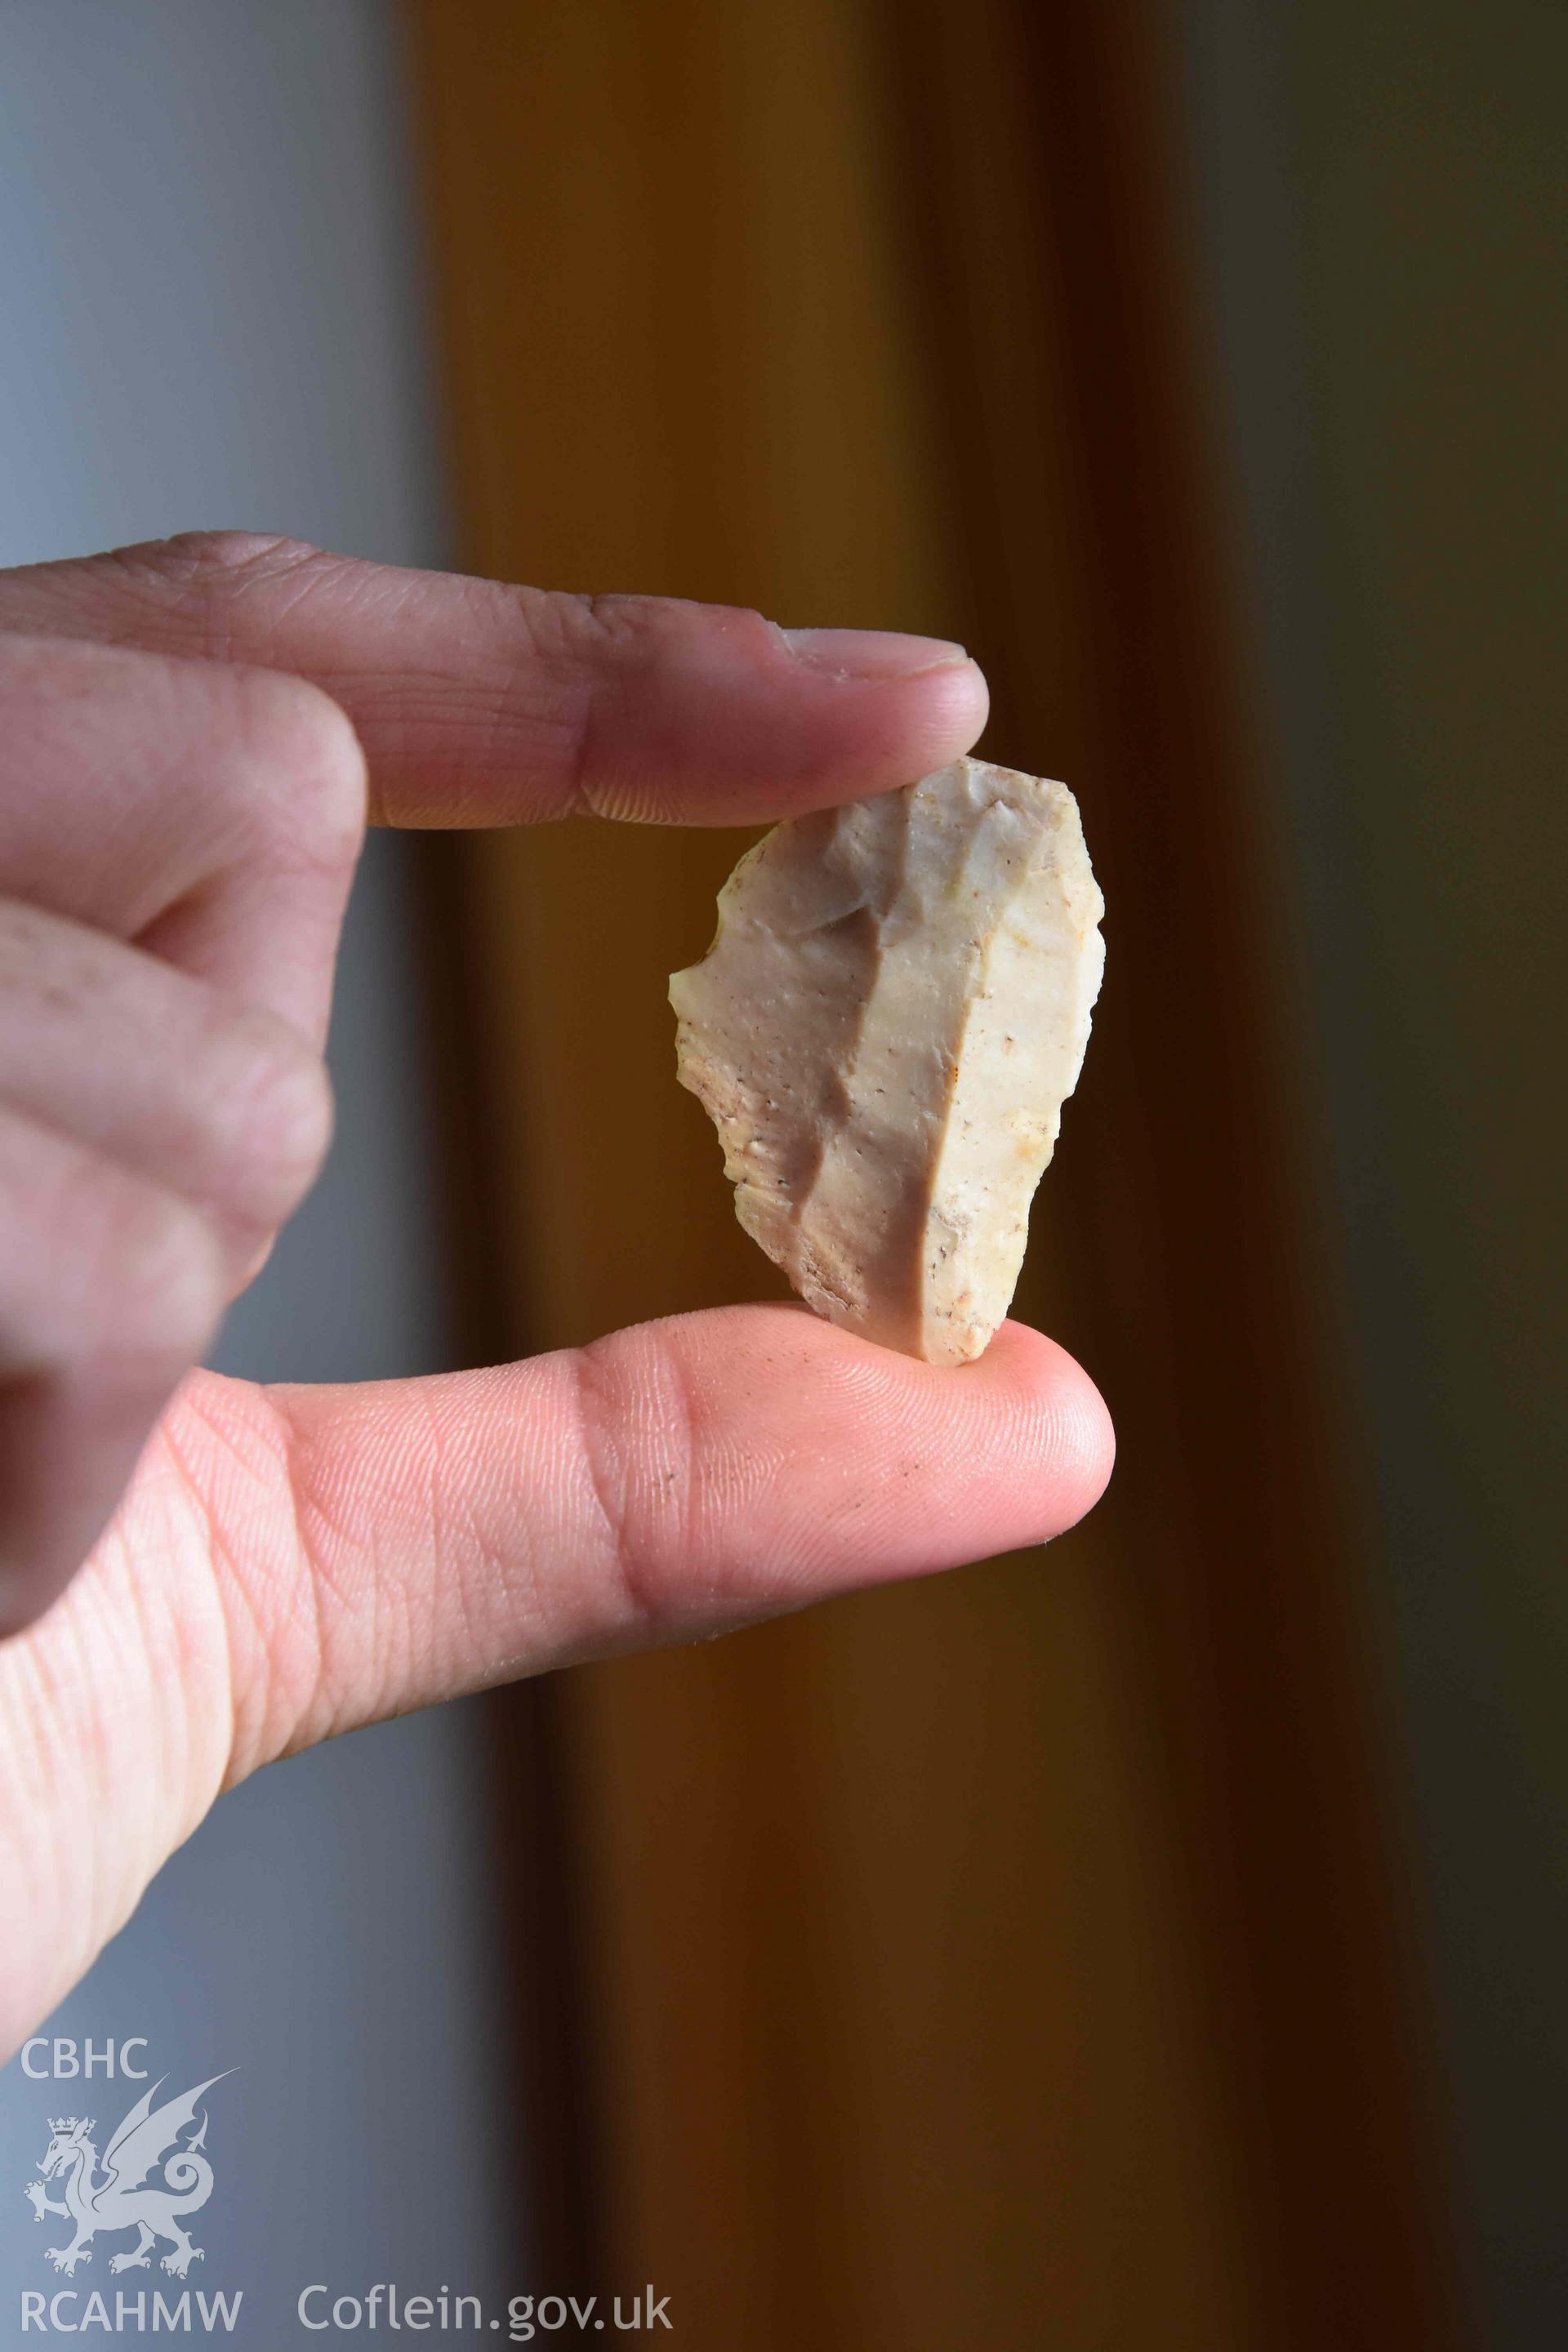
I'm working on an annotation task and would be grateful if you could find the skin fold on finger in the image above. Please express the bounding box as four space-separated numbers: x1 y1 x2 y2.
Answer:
0 533 990 827
131 1307 1114 1776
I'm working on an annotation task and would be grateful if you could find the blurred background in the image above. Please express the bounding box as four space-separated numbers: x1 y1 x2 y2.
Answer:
0 2 1562 2346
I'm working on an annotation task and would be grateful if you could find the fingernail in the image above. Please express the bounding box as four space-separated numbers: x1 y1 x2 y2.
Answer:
782 626 969 680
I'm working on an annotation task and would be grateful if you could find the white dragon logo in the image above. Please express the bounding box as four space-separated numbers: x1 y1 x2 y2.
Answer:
23 2074 231 2278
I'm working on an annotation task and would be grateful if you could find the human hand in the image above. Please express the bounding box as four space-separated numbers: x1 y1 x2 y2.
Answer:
0 533 1113 2051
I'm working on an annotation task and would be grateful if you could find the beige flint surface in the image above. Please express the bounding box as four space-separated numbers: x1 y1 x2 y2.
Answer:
670 755 1104 1364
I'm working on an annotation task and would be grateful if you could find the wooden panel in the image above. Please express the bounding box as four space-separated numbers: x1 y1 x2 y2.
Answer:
404 2 1460 2344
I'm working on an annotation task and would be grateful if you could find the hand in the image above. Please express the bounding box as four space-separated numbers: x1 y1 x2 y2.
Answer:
0 533 1113 2051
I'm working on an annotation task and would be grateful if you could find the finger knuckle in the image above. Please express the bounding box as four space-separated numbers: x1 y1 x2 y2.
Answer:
77 1165 225 1370
225 665 368 871
134 528 322 583
213 1011 334 1222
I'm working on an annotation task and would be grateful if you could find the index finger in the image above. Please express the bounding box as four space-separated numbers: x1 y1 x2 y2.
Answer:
0 533 988 828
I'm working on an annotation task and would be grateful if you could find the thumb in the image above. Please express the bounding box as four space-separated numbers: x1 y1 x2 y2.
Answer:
141 1307 1111 1773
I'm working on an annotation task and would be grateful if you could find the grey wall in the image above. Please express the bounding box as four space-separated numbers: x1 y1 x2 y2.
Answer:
0 0 523 2328
1178 3 1567 2339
